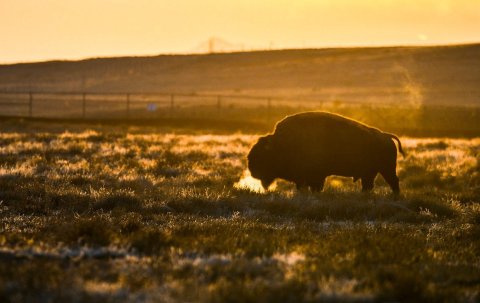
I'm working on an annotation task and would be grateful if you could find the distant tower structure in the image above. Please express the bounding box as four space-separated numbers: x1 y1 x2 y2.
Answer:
192 37 244 54
208 37 215 53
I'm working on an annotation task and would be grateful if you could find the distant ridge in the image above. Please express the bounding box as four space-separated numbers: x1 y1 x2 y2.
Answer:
1 43 479 105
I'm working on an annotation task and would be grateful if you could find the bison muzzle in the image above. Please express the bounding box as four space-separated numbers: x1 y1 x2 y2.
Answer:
247 111 404 194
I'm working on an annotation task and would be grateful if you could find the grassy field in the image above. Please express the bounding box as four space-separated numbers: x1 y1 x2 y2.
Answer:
0 119 479 302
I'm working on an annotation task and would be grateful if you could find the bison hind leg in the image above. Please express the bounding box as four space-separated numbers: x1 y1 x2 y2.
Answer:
361 173 377 192
295 178 325 192
380 171 400 195
309 178 326 192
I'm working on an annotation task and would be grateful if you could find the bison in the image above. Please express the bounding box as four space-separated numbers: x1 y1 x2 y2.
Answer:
247 111 404 194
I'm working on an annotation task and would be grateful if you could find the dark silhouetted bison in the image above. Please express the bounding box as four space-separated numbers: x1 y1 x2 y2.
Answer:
247 111 404 194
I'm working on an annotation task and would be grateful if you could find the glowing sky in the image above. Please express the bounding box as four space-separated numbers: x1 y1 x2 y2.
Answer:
1 0 479 63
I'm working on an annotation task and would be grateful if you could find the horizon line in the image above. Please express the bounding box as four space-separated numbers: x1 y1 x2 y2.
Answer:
1 41 479 66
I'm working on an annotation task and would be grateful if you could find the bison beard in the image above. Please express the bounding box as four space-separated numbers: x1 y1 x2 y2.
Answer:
247 111 404 194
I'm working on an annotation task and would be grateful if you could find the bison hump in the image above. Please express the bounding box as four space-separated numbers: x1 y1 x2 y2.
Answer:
274 112 378 138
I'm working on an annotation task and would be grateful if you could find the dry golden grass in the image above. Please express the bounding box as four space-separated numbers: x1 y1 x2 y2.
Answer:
0 121 479 302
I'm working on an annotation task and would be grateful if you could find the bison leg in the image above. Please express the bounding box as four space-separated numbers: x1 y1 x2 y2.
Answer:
380 171 400 195
309 178 326 192
261 178 274 190
361 174 377 192
295 181 308 191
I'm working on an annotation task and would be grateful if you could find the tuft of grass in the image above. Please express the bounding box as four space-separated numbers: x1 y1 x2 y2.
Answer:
418 140 449 150
94 193 143 212
129 228 172 254
406 196 458 219
57 216 113 246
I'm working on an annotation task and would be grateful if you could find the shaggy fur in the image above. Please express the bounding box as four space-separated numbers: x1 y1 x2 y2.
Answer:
248 111 404 194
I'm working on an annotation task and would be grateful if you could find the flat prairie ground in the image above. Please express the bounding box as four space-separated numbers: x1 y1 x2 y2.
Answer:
0 120 479 303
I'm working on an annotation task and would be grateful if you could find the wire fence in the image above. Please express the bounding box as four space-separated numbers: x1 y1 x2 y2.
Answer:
0 91 360 120
2 91 480 136
1 91 479 127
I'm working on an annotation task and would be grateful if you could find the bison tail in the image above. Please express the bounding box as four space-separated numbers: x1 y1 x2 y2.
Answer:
384 133 405 157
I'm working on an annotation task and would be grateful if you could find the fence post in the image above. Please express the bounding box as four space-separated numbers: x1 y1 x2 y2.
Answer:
82 93 86 119
170 94 174 117
126 93 130 119
28 92 33 117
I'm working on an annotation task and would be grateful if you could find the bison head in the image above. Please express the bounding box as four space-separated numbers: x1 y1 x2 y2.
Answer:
247 135 277 189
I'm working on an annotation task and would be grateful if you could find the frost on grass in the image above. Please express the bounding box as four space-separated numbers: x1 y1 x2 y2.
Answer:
0 125 479 302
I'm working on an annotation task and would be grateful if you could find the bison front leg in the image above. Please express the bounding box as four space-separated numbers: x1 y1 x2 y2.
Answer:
261 178 274 191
